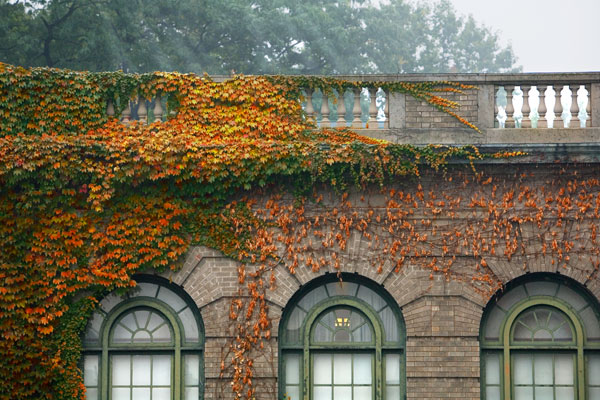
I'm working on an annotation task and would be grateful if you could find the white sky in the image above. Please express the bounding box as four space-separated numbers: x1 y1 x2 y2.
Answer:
442 0 600 72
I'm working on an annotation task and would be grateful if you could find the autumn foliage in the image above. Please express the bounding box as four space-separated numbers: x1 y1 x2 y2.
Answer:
6 63 593 400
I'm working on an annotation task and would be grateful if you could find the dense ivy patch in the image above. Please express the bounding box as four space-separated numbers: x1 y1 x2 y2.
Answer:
0 63 499 399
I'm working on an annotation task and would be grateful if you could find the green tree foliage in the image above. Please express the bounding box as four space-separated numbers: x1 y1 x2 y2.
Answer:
0 0 520 74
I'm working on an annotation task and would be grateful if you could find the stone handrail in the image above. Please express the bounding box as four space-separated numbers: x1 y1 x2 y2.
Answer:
107 73 600 147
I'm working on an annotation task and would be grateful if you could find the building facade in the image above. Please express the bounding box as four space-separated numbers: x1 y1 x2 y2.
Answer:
81 73 600 400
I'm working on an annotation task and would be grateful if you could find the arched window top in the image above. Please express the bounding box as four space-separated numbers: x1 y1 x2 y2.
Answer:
511 306 573 344
82 276 204 400
111 308 173 345
281 274 404 347
83 276 203 349
311 307 374 344
481 275 600 345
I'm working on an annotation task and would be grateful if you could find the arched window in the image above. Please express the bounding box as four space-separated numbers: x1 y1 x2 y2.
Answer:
279 273 405 400
481 274 600 400
82 276 204 400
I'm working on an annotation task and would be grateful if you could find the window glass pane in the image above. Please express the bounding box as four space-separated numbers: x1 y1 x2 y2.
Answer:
132 330 152 343
313 386 331 400
314 354 332 385
556 285 587 310
333 386 351 399
84 312 104 344
84 355 99 386
497 285 526 310
152 387 171 400
353 354 372 385
112 355 131 386
313 323 332 342
524 282 557 297
299 286 327 311
85 388 98 400
326 282 357 297
284 354 300 385
484 306 506 341
580 306 600 340
353 386 371 400
156 287 186 312
184 354 200 386
514 386 532 400
285 386 300 400
185 387 199 400
132 387 150 400
554 354 573 385
113 324 133 343
179 307 200 342
554 323 573 341
379 306 398 342
513 354 532 385
357 285 386 311
132 355 151 385
153 355 171 386
112 387 130 400
485 386 500 400
534 387 553 400
333 330 350 342
133 282 159 298
589 387 600 400
333 354 351 384
285 307 306 344
589 355 600 385
152 324 172 343
101 293 122 313
133 310 150 329
386 385 400 400
147 311 165 331
533 354 552 385
555 386 574 400
385 354 401 385
485 353 500 385
120 312 137 330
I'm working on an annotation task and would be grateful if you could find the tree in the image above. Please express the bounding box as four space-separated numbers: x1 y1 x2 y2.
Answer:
0 0 520 73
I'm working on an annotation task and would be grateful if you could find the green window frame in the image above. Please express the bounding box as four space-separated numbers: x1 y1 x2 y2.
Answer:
480 274 600 400
82 276 204 400
279 273 405 400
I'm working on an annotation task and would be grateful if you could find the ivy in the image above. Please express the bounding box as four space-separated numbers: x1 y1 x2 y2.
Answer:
0 62 516 399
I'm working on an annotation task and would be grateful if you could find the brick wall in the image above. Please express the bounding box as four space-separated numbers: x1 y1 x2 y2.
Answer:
160 164 600 399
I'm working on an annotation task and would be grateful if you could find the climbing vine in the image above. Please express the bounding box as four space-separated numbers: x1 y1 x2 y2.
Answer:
7 62 598 400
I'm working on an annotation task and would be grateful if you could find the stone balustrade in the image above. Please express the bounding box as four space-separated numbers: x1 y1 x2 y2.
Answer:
106 73 600 150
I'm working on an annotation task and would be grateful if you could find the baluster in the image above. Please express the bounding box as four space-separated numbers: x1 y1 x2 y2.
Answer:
304 90 315 125
368 88 378 128
545 86 556 128
570 86 579 127
538 86 547 128
522 85 531 128
336 89 347 127
560 86 572 128
495 86 507 128
577 85 589 128
512 86 523 128
352 88 363 128
121 100 131 124
137 96 148 124
585 84 592 127
107 99 115 118
505 86 515 128
528 86 540 128
554 86 563 128
153 95 163 122
382 89 389 129
321 91 331 128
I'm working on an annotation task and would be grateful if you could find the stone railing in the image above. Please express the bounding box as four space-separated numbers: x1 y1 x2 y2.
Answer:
107 73 600 149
